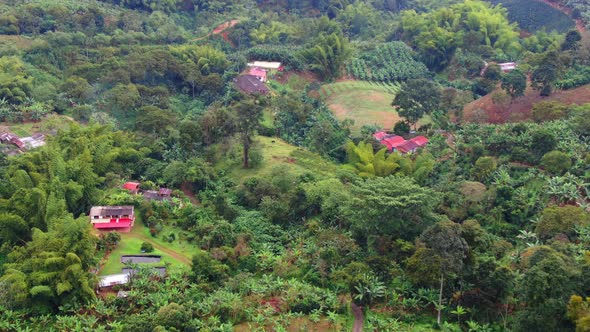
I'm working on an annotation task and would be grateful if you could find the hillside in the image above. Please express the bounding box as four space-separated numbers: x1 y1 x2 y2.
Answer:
2 0 590 331
463 83 590 123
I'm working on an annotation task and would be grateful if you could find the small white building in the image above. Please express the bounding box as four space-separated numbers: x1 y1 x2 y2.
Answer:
246 61 282 70
98 273 130 288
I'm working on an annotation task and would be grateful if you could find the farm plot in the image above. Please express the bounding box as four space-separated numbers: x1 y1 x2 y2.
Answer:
321 81 402 132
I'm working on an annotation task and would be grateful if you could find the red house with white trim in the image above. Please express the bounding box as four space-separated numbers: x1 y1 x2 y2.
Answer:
249 67 267 82
90 206 135 231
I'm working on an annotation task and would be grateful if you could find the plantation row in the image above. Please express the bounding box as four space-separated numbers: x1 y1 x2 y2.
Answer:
489 0 575 33
319 80 400 99
346 42 430 83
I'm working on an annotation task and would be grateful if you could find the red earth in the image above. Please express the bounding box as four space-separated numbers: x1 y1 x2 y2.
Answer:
463 84 590 123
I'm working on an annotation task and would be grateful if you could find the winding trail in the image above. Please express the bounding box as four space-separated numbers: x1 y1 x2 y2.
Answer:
351 303 364 332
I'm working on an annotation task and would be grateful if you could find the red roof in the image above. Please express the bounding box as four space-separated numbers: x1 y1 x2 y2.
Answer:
381 136 406 151
373 131 388 141
397 140 420 153
123 182 140 191
249 67 267 79
410 136 429 147
93 218 133 229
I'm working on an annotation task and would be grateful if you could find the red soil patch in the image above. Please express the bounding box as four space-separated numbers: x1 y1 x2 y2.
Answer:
191 19 240 43
463 84 590 123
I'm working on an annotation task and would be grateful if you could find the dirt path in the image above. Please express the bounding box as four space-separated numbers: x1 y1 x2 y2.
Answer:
181 181 200 206
539 0 587 34
351 303 364 332
128 230 192 265
191 19 240 42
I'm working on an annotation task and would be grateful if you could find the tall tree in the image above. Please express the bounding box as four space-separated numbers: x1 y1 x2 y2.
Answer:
532 51 562 96
407 221 469 326
392 78 441 129
501 69 527 100
233 98 264 168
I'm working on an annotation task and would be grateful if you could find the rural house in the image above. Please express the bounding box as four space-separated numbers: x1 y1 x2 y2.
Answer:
143 188 172 201
247 61 283 71
249 67 267 82
89 206 135 231
374 131 429 153
234 75 269 95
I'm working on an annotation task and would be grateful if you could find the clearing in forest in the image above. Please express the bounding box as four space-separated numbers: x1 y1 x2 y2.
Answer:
224 136 339 184
98 218 195 276
321 80 402 132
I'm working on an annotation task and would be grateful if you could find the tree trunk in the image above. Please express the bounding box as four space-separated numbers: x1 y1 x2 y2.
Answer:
437 273 444 326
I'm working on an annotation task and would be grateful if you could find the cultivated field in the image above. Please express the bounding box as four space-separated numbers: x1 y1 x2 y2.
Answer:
320 81 402 132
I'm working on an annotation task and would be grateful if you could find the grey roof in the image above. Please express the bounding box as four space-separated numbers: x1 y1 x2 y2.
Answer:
234 75 269 94
90 206 134 216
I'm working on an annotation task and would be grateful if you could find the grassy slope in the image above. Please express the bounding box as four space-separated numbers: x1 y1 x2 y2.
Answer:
225 136 339 184
98 217 196 276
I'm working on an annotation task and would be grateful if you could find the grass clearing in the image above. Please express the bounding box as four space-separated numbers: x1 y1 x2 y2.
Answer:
98 217 195 276
321 81 401 133
0 114 75 137
226 136 339 184
0 35 35 50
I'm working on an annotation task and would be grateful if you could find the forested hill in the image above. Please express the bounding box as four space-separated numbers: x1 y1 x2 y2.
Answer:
1 0 590 331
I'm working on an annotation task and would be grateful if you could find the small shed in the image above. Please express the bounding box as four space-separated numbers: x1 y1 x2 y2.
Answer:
247 61 282 71
397 140 420 154
499 62 517 72
98 273 130 288
122 182 140 194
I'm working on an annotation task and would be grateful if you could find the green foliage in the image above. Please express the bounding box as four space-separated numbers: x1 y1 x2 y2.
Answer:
301 32 350 81
489 0 575 33
393 78 441 129
555 65 590 90
535 205 589 241
531 101 568 123
0 56 33 104
347 42 430 82
141 241 154 253
540 150 571 175
399 1 521 70
532 50 563 96
501 69 526 100
347 175 439 241
345 141 400 177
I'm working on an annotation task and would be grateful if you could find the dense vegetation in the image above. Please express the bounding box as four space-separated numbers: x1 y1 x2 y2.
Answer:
489 0 575 33
1 0 590 330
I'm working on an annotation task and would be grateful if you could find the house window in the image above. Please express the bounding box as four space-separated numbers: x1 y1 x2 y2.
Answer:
93 216 99 219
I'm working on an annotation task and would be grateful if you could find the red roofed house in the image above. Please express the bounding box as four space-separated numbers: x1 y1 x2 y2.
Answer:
122 182 140 194
410 136 429 147
249 67 267 82
373 131 388 141
381 136 406 151
90 206 135 232
397 140 420 154
499 62 517 72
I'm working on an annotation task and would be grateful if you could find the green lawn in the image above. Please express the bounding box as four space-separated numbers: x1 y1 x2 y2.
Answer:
225 136 339 184
98 218 196 276
1 114 74 137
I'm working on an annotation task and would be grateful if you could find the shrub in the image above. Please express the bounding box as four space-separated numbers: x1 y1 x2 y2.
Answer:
540 150 571 175
140 242 154 253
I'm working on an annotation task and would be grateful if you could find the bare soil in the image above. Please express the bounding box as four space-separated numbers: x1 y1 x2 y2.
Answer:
463 84 590 123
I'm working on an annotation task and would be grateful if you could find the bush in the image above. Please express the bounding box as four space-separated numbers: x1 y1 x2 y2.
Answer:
540 150 571 175
140 242 154 253
532 101 568 123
